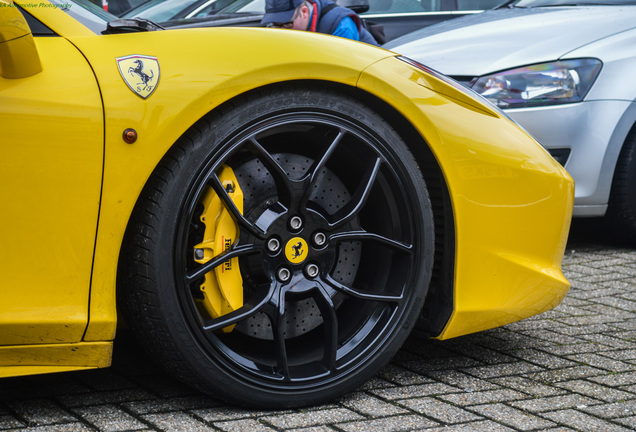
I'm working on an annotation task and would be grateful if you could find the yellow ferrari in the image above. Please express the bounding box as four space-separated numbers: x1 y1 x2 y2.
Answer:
0 0 573 408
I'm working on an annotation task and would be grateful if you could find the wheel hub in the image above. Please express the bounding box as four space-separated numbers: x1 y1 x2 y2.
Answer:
231 153 362 339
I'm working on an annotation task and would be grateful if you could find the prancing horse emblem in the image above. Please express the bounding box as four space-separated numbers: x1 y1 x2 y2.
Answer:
285 237 308 264
291 242 304 259
116 55 160 99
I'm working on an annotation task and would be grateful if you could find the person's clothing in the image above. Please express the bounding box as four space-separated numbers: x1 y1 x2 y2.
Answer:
331 16 359 41
311 0 378 45
262 0 379 46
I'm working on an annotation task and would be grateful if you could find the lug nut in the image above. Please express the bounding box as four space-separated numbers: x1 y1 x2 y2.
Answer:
313 232 327 247
267 238 280 253
289 216 303 231
277 267 291 282
305 263 319 278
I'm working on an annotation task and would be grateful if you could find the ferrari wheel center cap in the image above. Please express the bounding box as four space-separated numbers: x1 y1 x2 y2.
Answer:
285 237 308 264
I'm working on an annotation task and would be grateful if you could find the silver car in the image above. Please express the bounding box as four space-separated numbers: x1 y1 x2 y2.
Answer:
386 0 636 239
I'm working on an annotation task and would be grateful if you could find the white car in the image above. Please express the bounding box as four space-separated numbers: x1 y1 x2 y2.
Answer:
386 0 636 240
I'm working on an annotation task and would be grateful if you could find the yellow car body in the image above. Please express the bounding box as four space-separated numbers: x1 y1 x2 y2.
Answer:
0 0 573 406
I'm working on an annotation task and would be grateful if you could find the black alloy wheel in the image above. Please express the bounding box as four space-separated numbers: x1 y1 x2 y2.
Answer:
119 86 435 408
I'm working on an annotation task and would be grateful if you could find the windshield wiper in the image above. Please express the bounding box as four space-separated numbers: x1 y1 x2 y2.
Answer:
105 18 164 33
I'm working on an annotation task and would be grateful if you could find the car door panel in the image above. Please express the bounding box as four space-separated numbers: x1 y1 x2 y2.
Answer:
0 36 103 345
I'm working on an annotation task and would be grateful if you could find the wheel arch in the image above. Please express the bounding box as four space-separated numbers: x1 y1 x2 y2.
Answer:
601 102 636 211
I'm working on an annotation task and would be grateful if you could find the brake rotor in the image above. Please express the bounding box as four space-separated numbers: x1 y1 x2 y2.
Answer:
233 153 362 340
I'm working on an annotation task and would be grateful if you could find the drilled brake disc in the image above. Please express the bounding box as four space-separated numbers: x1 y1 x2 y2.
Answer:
233 153 361 340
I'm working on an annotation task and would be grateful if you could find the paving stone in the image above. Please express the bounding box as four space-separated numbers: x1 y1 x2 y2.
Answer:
214 418 277 431
555 380 636 402
2 425 97 432
141 412 217 431
509 349 579 369
424 420 517 431
527 365 606 383
339 392 409 417
5 400 75 426
400 356 483 373
396 397 481 423
580 399 636 418
369 383 459 401
586 371 636 387
538 343 607 356
438 388 527 406
462 361 546 379
334 414 438 431
192 406 289 422
357 376 397 391
261 408 363 429
72 405 147 432
601 349 636 361
57 389 155 408
123 396 219 414
541 409 634 432
377 365 436 385
286 427 338 432
614 415 636 430
566 353 634 373
509 394 602 413
424 370 500 392
515 330 587 346
468 403 555 430
490 376 565 397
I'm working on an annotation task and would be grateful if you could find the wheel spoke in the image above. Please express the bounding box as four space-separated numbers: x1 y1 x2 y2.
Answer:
314 284 339 371
330 230 413 253
247 137 294 207
209 173 264 237
324 274 404 302
328 157 382 228
186 243 258 282
201 282 278 332
264 288 290 379
300 129 346 209
306 129 345 185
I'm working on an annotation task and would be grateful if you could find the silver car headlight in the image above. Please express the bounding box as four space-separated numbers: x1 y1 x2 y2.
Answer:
471 59 602 109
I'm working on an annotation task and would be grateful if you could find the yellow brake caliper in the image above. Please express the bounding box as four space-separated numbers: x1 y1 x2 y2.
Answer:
193 165 244 332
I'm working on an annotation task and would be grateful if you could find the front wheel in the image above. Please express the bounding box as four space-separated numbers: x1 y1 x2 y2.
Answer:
606 127 636 243
119 86 435 408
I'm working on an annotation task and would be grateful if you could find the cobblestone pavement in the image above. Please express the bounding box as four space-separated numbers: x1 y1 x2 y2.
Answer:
1 220 635 431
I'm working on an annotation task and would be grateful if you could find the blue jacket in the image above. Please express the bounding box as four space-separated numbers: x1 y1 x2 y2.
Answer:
310 0 379 46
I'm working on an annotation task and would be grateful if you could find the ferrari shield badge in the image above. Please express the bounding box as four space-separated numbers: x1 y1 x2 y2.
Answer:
117 55 160 99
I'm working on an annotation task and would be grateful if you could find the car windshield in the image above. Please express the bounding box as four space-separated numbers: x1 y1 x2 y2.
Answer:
122 0 234 20
49 0 113 32
123 0 201 20
510 0 636 6
216 0 263 13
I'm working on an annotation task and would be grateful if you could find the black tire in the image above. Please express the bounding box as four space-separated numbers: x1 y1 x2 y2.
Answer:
118 85 435 408
606 127 636 243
